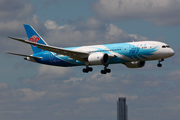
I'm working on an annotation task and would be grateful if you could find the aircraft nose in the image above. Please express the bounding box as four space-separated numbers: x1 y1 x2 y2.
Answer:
169 49 175 56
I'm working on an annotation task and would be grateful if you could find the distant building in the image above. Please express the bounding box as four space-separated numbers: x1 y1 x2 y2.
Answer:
117 97 128 120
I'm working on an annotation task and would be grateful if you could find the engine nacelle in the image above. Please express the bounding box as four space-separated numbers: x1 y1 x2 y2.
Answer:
88 52 109 65
125 61 145 68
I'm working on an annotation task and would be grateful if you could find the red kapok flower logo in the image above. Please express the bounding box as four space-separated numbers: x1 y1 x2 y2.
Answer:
30 35 40 46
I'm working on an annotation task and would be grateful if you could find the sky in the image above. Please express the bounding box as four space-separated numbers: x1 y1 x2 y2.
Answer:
1 0 180 120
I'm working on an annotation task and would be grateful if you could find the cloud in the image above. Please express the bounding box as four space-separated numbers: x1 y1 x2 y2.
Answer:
93 0 180 26
172 47 180 66
1 68 180 120
18 88 47 102
144 81 160 87
64 77 83 83
165 70 180 80
0 83 8 90
44 20 64 30
37 65 73 80
0 0 46 54
77 97 100 103
0 0 38 36
43 18 150 48
102 93 138 102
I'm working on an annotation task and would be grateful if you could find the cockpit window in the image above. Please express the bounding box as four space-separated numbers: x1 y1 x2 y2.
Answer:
166 45 170 48
162 45 170 48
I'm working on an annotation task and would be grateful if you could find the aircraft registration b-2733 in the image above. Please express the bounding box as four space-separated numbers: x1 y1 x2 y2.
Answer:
7 24 175 74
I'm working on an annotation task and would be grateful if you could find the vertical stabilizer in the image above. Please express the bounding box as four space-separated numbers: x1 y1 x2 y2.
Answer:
23 24 48 54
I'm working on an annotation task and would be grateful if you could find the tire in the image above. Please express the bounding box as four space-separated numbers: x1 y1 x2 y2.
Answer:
106 69 111 73
157 63 162 67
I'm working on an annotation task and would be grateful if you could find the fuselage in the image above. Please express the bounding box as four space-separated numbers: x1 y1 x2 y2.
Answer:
8 24 176 74
31 41 174 67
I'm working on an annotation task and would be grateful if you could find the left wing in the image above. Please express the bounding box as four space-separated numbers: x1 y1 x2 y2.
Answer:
8 36 89 63
8 36 116 63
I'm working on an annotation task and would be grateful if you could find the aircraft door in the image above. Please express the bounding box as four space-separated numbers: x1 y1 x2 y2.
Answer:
49 53 53 60
124 46 129 53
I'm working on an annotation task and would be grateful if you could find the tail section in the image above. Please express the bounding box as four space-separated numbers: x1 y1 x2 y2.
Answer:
23 24 48 54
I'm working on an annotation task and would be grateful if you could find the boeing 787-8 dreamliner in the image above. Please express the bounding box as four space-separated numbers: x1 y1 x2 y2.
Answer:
7 24 175 74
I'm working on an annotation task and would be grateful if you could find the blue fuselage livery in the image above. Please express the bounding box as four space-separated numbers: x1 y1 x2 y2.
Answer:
8 24 175 74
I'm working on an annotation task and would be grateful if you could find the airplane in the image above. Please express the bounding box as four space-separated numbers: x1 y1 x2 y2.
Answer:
7 24 175 74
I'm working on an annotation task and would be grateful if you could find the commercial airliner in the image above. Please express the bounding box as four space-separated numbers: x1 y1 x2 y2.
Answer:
7 24 175 74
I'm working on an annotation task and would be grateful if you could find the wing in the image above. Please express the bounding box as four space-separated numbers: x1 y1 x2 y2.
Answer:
8 36 89 63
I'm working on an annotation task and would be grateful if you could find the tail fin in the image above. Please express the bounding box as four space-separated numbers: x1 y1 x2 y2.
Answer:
23 24 48 54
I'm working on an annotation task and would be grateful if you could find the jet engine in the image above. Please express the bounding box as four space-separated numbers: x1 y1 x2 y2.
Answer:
125 61 145 68
88 52 109 65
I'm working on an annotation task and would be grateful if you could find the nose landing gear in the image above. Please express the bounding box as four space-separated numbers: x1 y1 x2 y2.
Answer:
157 63 162 67
157 59 164 67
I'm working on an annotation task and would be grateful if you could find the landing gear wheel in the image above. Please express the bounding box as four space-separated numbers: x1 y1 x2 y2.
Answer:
83 68 88 73
157 63 162 67
88 67 93 72
106 69 111 73
82 67 93 73
157 59 164 68
100 67 111 74
101 70 107 74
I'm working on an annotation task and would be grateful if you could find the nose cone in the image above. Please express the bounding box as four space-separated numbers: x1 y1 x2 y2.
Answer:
169 49 175 56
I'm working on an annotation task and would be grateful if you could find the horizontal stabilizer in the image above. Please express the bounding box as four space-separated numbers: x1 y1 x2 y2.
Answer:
7 52 42 59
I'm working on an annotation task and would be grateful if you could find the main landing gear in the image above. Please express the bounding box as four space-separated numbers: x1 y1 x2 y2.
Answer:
82 63 111 74
157 59 164 67
101 68 111 74
82 62 93 73
82 67 93 73
100 65 111 74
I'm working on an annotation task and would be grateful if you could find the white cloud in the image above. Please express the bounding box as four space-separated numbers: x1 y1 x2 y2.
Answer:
168 105 180 111
167 70 180 76
102 93 138 102
1 69 180 120
64 77 83 83
1 111 23 114
0 83 8 90
37 65 73 80
44 20 59 30
88 73 116 83
77 97 100 104
144 81 160 87
44 18 149 48
93 0 180 26
166 70 180 80
121 79 130 84
0 0 38 36
17 88 47 102
0 0 46 54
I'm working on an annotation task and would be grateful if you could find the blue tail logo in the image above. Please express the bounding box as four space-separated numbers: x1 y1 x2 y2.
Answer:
24 24 48 54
